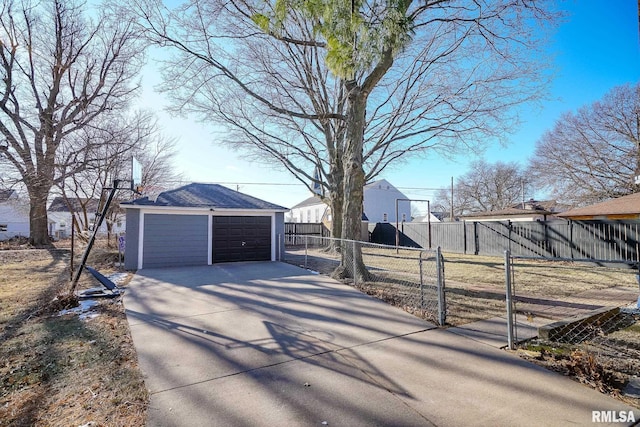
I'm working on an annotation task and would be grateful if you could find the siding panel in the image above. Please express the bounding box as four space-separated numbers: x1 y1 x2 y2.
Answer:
124 209 140 270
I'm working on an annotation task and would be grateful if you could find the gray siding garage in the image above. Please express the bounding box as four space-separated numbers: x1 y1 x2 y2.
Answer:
122 183 288 270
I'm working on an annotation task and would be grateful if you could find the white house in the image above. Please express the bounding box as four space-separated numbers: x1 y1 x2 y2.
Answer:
48 197 126 239
287 195 328 223
0 189 30 240
363 179 412 223
288 179 412 224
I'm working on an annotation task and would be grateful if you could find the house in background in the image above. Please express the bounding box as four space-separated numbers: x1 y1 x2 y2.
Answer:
288 179 411 224
363 179 412 223
557 193 640 220
287 195 329 224
0 189 29 240
48 197 126 239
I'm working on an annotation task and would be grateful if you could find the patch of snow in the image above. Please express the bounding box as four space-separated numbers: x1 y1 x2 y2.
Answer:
107 272 129 285
58 299 100 321
306 269 320 275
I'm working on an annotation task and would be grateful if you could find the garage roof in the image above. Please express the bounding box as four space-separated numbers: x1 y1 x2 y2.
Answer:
122 183 288 211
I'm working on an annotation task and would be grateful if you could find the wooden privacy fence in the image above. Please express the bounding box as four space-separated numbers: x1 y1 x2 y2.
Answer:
370 220 640 263
284 222 330 245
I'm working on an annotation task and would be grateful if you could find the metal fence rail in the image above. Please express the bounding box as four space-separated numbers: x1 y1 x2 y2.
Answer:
285 235 446 325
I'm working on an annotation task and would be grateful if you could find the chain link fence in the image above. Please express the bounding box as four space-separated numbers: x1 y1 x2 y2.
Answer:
505 251 640 402
285 236 446 325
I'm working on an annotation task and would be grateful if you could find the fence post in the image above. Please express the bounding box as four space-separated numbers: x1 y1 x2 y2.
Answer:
436 247 446 326
304 235 308 270
504 250 515 350
419 251 424 312
473 222 479 255
463 220 467 254
353 240 357 287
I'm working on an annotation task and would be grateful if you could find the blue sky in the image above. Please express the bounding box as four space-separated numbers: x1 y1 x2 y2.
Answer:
140 0 640 209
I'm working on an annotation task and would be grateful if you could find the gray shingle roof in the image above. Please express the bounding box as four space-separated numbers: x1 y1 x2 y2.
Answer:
48 197 100 212
291 195 325 209
122 183 288 211
0 189 15 202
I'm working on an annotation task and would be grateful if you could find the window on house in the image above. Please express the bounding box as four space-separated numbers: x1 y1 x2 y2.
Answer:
59 222 66 228
0 224 7 232
383 213 388 222
307 209 311 222
314 208 319 222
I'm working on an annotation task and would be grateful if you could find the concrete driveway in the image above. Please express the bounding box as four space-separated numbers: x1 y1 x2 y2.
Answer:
124 262 637 427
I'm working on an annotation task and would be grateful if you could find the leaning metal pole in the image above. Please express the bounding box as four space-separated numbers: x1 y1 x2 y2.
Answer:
70 180 121 293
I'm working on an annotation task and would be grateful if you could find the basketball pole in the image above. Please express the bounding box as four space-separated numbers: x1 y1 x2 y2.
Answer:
69 179 123 294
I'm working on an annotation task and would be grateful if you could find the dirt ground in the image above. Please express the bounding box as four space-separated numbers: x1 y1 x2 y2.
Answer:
0 240 148 427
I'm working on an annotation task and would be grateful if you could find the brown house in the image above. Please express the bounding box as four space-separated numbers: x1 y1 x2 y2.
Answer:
557 193 640 220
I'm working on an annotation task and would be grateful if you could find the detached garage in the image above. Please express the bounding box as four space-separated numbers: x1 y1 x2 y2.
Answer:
122 183 288 269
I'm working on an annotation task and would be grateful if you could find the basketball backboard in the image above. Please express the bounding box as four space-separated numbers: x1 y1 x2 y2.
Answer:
131 157 143 192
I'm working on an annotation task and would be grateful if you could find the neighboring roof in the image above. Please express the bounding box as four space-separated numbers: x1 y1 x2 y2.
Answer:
122 183 288 211
412 213 442 223
509 199 566 213
557 193 640 219
291 195 327 209
0 189 15 202
460 206 555 219
48 197 100 212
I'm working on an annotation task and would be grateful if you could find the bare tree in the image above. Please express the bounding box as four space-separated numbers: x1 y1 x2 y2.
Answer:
0 0 144 246
528 82 640 206
134 0 558 278
434 160 528 216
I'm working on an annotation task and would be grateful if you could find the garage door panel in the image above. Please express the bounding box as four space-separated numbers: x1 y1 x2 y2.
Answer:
212 216 271 263
143 214 208 268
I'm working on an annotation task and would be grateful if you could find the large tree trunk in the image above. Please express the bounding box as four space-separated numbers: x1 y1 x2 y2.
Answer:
28 184 52 247
333 84 370 281
328 154 344 240
329 195 342 239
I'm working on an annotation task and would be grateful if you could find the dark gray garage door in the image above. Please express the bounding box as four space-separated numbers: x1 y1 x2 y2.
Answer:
143 214 209 268
212 216 271 263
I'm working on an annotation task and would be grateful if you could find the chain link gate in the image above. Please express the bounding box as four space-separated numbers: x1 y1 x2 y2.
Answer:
293 236 447 325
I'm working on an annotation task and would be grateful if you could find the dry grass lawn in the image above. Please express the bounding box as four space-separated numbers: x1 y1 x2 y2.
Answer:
0 248 148 427
292 247 638 326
